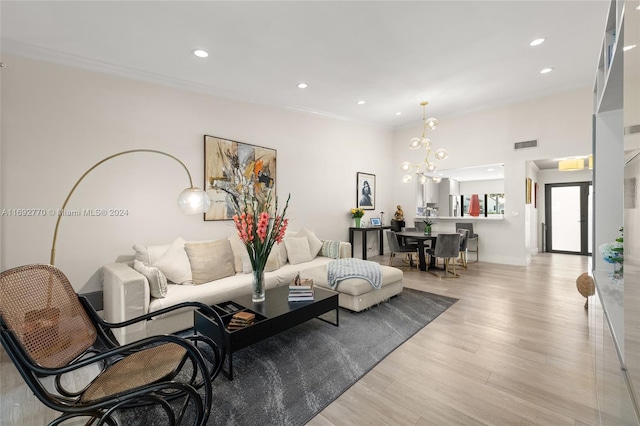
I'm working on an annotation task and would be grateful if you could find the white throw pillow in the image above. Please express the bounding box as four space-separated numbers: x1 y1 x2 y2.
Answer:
184 239 236 285
132 243 171 266
276 241 288 265
133 260 168 298
297 228 323 258
264 250 281 272
284 236 313 265
152 237 193 284
228 234 252 274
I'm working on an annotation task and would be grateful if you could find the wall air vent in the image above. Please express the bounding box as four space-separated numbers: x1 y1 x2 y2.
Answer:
514 140 538 150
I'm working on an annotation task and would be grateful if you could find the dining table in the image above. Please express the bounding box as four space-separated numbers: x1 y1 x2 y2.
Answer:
395 231 440 272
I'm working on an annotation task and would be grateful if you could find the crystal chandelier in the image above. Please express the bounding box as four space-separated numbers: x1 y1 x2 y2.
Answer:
400 101 448 183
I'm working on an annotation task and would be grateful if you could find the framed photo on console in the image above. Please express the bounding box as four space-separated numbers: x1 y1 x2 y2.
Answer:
356 172 375 210
370 217 381 226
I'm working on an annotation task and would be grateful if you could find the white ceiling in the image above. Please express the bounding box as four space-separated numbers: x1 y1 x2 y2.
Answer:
0 0 612 129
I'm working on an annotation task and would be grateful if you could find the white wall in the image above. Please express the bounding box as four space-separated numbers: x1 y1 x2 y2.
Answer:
1 55 394 292
459 179 504 194
393 87 593 265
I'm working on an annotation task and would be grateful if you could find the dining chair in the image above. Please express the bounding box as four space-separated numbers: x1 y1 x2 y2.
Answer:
386 230 418 268
457 228 470 269
0 264 225 426
428 233 461 279
455 222 478 263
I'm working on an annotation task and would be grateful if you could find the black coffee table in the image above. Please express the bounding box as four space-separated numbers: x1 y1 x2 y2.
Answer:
194 285 339 380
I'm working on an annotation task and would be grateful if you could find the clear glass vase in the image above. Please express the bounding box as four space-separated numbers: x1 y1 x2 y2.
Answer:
252 269 266 303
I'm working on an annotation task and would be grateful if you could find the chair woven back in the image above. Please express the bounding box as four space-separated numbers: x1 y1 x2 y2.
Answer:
0 264 97 368
434 234 461 258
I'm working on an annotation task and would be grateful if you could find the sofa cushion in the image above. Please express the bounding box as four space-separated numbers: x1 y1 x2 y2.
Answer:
297 228 323 258
285 236 313 265
228 234 251 274
184 239 236 285
152 237 192 284
133 243 171 266
133 260 168 298
264 250 282 272
320 240 341 259
276 241 288 265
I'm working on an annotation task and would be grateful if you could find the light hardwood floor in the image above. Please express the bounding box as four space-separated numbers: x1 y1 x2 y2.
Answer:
1 253 596 425
309 252 598 426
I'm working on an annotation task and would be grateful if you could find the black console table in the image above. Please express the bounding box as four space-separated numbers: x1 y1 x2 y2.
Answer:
349 226 391 260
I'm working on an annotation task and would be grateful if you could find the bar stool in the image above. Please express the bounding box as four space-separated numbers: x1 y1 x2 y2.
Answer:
455 222 478 263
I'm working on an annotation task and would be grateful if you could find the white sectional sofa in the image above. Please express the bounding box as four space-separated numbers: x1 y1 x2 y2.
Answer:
102 229 403 344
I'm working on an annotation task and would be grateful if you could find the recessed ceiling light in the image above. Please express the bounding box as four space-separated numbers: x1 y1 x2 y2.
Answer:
356 100 366 105
438 173 444 176
297 82 308 89
395 112 402 116
540 67 554 74
529 38 546 46
623 44 637 52
636 4 640 9
192 49 209 58
487 168 495 171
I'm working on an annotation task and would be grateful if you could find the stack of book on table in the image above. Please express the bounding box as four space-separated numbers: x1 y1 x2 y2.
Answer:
227 311 255 331
289 274 314 302
288 285 314 302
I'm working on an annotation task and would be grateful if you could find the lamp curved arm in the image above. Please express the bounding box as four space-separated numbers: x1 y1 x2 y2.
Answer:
50 149 196 265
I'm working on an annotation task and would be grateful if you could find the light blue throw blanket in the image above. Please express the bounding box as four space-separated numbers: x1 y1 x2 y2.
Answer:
327 258 382 290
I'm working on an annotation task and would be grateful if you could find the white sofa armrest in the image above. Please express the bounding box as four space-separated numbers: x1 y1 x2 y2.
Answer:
102 262 151 344
339 241 352 258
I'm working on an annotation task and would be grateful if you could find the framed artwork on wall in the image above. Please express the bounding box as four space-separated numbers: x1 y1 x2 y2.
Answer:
525 178 532 204
204 135 277 221
357 172 376 210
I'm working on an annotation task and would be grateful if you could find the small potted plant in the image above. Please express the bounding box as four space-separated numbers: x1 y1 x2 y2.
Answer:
423 219 433 235
351 208 365 228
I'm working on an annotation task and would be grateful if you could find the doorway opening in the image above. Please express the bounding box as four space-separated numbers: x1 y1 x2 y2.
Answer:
544 182 592 255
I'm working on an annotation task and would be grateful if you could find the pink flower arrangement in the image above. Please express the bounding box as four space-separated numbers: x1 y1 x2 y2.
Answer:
231 179 290 272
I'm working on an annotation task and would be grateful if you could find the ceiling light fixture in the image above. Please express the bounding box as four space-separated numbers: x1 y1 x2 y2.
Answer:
192 49 209 58
297 82 308 89
356 100 366 105
400 101 449 183
623 44 637 52
540 67 554 74
395 112 402 116
558 158 585 171
529 38 546 46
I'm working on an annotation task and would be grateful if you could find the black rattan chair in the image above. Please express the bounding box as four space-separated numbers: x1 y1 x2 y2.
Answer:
0 264 226 426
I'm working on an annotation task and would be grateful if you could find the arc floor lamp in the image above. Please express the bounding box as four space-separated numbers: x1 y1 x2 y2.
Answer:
49 149 210 265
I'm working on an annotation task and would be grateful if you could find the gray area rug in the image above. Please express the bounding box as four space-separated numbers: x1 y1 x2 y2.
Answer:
121 288 457 425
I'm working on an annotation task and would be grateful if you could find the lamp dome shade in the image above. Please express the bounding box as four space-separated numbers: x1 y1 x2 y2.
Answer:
178 188 211 214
